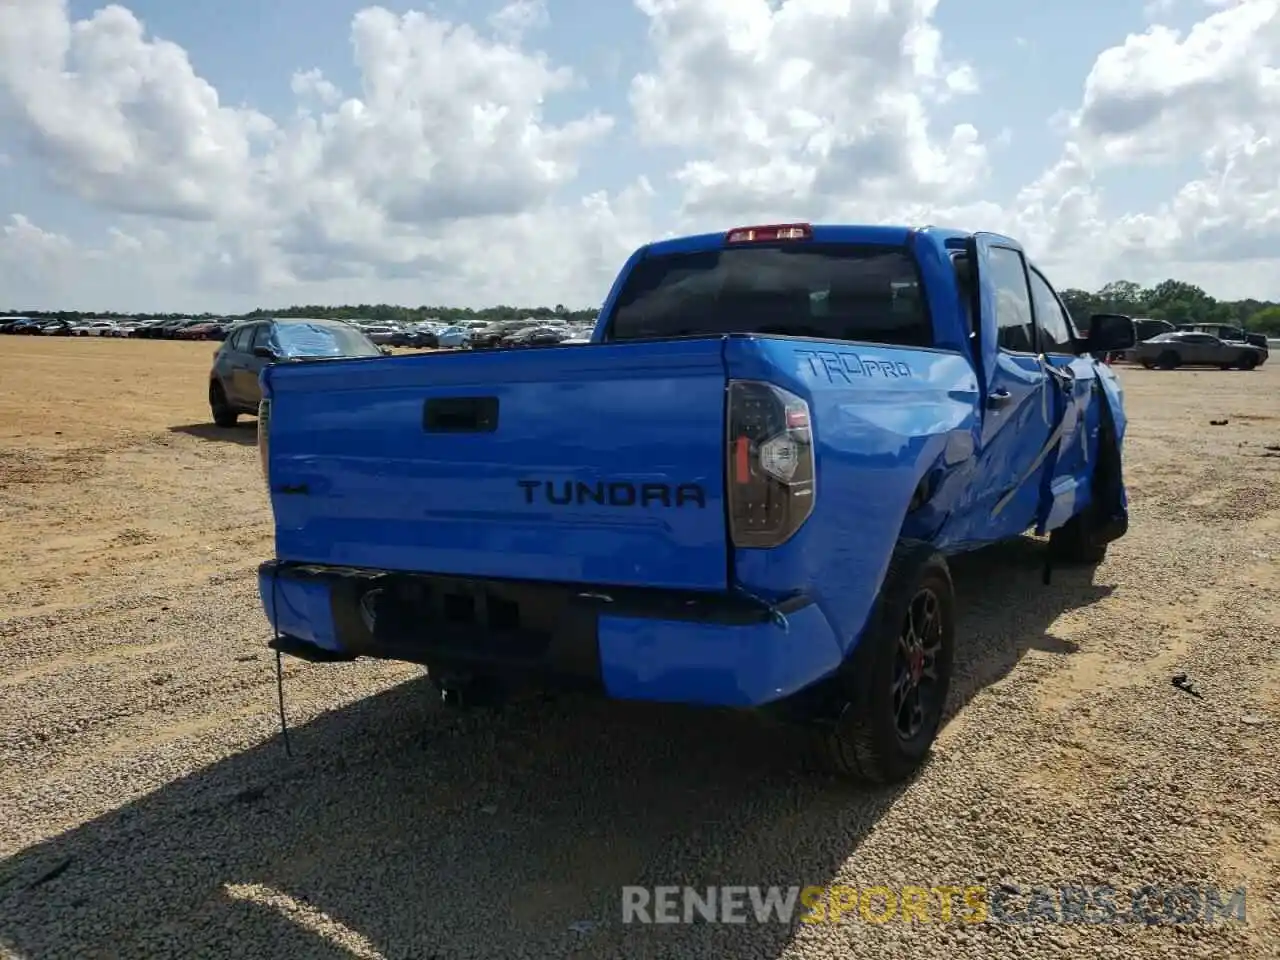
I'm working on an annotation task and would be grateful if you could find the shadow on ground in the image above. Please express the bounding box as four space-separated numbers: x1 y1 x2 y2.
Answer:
168 423 258 445
0 537 1111 960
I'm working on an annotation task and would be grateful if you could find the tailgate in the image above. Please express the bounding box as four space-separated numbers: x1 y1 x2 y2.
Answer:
264 339 730 590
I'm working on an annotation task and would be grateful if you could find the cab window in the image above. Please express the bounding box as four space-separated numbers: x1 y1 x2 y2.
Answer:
986 246 1035 353
1027 267 1078 354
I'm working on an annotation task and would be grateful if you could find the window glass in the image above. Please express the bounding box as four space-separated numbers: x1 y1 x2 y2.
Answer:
228 325 254 351
608 244 933 348
986 247 1035 353
273 322 382 358
1028 268 1077 353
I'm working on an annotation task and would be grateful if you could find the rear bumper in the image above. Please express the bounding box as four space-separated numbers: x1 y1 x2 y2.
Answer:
257 561 844 708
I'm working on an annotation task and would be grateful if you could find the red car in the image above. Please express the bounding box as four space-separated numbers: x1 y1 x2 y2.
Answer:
177 322 220 340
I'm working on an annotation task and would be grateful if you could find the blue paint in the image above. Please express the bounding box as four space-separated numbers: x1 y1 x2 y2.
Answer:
258 567 342 652
264 338 731 590
256 223 1130 710
598 603 843 706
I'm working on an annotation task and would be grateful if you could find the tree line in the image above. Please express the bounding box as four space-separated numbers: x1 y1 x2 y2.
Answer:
5 279 1280 333
1058 280 1280 334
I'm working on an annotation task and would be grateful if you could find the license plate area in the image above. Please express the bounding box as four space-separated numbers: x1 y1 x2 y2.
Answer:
320 569 600 680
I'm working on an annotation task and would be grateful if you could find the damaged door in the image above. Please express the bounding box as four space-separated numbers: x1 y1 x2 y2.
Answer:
1023 263 1097 534
965 234 1055 543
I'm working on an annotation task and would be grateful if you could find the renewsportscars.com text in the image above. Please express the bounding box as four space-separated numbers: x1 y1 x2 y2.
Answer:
620 884 1248 926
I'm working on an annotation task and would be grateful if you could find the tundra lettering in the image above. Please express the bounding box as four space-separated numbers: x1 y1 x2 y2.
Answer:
517 479 706 508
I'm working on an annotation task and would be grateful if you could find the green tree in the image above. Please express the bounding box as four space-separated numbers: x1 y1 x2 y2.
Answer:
1247 306 1280 335
1096 280 1143 311
1058 288 1098 322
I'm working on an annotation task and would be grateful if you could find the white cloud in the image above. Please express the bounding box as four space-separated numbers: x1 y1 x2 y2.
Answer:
0 2 273 222
0 1 627 307
1038 0 1280 277
290 69 341 107
629 0 989 222
1069 1 1278 166
1 0 1280 310
488 0 550 42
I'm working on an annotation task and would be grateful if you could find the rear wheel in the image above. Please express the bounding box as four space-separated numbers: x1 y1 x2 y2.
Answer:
210 381 238 427
814 540 955 785
1156 351 1180 370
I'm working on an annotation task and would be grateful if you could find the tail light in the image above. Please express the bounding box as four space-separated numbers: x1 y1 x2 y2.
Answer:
257 399 271 483
725 223 812 244
726 381 815 548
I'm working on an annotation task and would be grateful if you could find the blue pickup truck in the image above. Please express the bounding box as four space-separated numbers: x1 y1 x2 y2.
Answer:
255 223 1134 784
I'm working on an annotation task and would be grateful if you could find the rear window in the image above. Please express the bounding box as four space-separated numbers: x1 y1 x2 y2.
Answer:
606 244 932 347
273 322 382 358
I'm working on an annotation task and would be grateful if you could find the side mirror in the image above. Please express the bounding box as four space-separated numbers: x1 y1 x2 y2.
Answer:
252 345 278 360
1084 313 1136 354
380 346 392 356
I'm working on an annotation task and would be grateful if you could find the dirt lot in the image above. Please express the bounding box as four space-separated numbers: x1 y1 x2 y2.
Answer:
1 336 1277 960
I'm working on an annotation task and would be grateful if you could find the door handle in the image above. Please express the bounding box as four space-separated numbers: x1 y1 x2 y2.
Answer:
987 388 1012 407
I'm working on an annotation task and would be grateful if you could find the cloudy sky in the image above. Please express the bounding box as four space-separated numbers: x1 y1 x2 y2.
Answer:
0 0 1276 312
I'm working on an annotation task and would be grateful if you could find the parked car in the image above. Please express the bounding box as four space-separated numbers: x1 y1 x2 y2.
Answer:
1174 323 1269 364
37 320 74 336
72 320 118 336
176 322 221 340
106 321 143 337
359 324 400 345
1245 333 1269 365
0 317 36 333
169 319 208 338
209 317 387 427
500 325 569 347
471 319 534 348
252 222 1134 785
136 319 182 338
1131 331 1264 370
435 325 473 348
387 326 417 347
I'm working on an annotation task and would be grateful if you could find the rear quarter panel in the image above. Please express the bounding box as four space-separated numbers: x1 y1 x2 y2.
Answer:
724 336 981 659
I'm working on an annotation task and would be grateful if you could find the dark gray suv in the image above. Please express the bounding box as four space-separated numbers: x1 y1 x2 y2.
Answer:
209 318 384 426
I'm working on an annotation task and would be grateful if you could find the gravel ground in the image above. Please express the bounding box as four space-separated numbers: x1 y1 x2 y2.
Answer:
0 337 1277 960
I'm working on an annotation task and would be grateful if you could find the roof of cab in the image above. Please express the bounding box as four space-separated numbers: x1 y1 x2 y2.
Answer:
640 223 997 258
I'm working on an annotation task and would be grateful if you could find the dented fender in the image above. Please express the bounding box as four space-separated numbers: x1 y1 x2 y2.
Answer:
723 337 981 659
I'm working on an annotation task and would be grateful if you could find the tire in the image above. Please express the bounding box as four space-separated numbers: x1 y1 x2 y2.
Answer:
815 540 955 785
1220 364 1234 370
1139 360 1154 370
1155 351 1180 370
210 381 238 427
1238 354 1258 371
